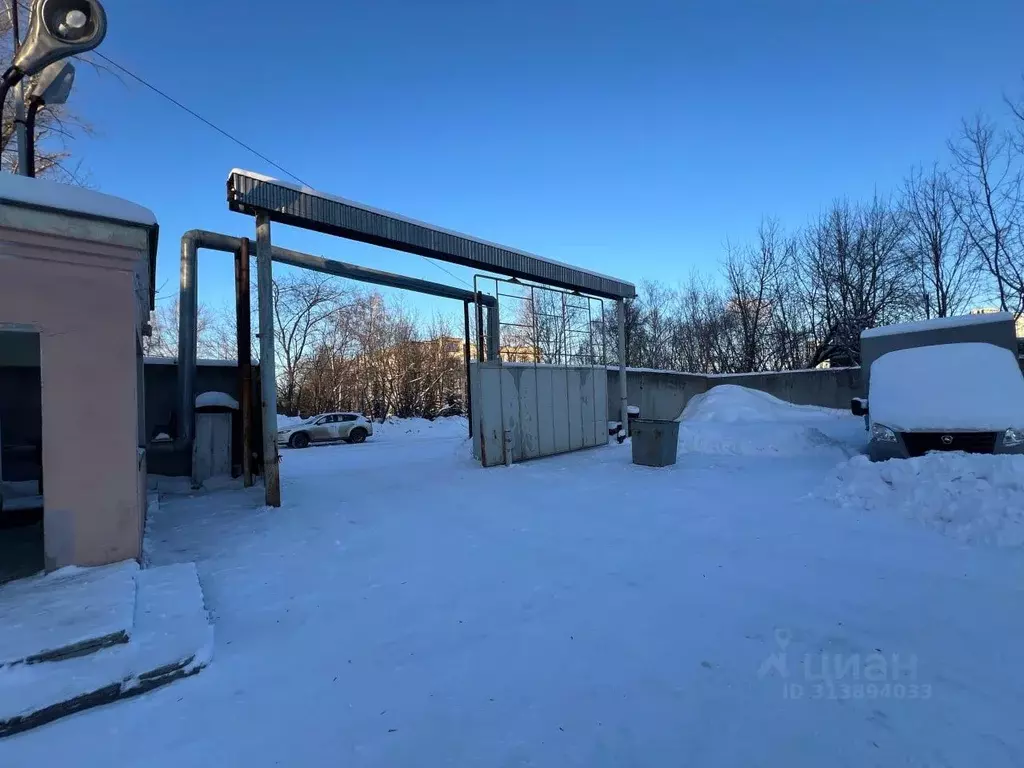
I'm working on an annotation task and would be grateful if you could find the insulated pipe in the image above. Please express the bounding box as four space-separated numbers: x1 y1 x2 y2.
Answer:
174 229 497 450
176 230 241 447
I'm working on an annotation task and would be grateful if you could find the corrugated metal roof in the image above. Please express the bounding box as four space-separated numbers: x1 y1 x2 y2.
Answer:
226 169 635 300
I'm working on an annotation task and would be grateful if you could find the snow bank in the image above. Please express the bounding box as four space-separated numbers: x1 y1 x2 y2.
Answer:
375 416 468 440
677 422 856 457
681 385 844 423
0 174 156 226
195 391 238 410
870 343 1024 431
818 453 1024 548
676 385 863 457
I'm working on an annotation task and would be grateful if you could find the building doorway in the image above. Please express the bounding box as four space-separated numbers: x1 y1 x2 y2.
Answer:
0 328 43 583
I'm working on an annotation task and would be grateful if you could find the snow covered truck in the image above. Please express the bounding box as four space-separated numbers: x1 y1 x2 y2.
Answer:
852 312 1024 461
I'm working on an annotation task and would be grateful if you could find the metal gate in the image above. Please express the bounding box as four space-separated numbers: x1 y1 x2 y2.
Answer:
469 276 609 466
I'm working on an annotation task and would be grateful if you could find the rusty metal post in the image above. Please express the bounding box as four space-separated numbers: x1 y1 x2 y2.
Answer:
256 214 281 507
463 300 472 438
235 238 253 487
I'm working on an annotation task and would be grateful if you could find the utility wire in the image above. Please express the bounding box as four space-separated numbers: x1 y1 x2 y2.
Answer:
90 50 310 187
88 49 474 289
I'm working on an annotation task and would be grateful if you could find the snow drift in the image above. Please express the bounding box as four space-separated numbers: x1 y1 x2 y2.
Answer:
680 384 842 423
818 453 1024 548
676 385 863 457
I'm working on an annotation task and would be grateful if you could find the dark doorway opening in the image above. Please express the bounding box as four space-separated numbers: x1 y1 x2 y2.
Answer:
0 328 43 584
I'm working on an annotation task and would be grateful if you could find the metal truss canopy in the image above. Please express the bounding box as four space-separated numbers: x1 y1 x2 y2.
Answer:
226 169 636 301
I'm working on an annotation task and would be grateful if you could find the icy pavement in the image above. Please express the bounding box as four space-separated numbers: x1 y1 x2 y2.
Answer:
3 402 1024 766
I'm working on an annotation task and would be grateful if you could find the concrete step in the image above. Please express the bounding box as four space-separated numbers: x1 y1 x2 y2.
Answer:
0 562 213 738
0 561 137 666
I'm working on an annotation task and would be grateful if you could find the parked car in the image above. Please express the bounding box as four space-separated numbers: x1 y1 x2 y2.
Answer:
277 412 373 448
852 342 1024 461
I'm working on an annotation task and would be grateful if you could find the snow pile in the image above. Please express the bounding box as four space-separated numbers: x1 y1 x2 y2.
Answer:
681 385 843 423
869 343 1024 431
677 385 862 457
819 453 1024 547
375 416 468 440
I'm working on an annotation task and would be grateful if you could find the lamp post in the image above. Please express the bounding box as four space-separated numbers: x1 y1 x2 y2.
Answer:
0 0 107 176
23 61 74 177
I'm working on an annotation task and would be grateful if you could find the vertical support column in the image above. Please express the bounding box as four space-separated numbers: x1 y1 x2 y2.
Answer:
486 303 500 362
617 299 628 438
255 215 281 507
463 300 473 438
177 236 198 443
235 238 253 487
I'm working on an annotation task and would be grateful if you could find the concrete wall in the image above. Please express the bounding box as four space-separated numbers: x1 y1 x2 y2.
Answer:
607 366 862 421
0 213 148 569
471 362 607 467
711 367 861 410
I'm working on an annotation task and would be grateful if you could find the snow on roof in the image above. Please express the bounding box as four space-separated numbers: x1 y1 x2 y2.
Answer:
229 168 629 288
861 312 1015 339
870 342 1024 431
195 391 239 410
0 173 156 227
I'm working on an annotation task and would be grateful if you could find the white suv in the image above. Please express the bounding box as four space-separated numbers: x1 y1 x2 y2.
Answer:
277 412 374 449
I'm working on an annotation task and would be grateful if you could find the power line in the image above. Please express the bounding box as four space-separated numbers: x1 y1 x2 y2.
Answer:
86 48 474 289
90 50 310 187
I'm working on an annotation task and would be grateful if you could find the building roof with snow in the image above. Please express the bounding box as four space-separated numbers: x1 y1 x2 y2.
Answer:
0 174 159 309
861 312 1016 339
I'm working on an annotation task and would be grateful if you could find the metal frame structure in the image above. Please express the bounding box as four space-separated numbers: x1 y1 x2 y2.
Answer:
227 169 636 302
173 229 500 503
224 169 634 505
470 275 609 465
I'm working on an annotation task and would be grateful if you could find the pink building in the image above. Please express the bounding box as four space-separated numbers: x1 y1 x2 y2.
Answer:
0 175 157 578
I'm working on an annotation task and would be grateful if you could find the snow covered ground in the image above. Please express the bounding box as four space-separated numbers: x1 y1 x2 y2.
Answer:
3 399 1024 766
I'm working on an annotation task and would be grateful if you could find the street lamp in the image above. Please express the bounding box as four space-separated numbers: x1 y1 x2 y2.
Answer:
23 60 74 177
0 0 107 175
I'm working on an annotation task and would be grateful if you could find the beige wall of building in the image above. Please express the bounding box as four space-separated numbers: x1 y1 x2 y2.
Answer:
0 202 154 570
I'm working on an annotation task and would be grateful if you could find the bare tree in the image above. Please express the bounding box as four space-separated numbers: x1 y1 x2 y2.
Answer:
723 219 790 372
799 197 913 366
272 273 349 414
948 115 1024 315
144 298 218 358
901 165 979 318
0 7 92 182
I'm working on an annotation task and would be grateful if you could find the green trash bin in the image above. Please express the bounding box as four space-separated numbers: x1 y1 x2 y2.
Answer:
630 418 680 467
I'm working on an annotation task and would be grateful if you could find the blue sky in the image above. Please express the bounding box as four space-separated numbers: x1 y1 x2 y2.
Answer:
64 0 1024 320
